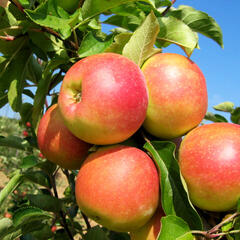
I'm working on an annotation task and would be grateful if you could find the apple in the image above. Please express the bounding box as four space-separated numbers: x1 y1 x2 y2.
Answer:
75 145 159 232
26 122 31 128
56 0 79 13
130 207 164 240
37 104 91 170
22 130 28 137
141 53 208 139
58 53 148 145
179 122 240 212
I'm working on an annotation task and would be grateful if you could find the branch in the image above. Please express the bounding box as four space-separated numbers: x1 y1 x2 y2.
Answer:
161 0 176 16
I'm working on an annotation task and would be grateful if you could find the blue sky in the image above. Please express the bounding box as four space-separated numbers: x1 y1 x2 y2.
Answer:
1 0 239 119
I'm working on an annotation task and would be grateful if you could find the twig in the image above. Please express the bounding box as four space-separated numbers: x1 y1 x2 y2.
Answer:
161 0 176 16
81 211 91 229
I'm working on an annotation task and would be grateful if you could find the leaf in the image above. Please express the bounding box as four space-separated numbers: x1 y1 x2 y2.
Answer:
32 56 68 129
122 11 159 66
0 135 28 150
169 5 223 48
213 101 234 113
20 155 39 169
156 15 198 57
23 171 51 188
205 112 228 123
231 107 240 124
27 194 63 212
234 216 240 240
83 226 108 240
105 32 132 54
144 141 202 230
12 206 52 227
0 218 13 236
78 32 114 57
158 215 194 240
25 0 77 39
0 170 23 206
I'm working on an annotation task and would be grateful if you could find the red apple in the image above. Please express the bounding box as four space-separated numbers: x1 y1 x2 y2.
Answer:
58 53 148 145
37 104 91 170
75 145 159 232
26 122 31 128
141 53 207 139
22 130 28 137
4 212 12 218
130 207 164 240
179 122 240 212
51 225 57 233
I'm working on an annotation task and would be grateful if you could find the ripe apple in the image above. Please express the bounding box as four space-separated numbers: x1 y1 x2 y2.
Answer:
75 145 159 232
58 53 148 145
130 207 164 240
37 104 91 170
179 122 240 212
142 53 208 139
56 0 79 13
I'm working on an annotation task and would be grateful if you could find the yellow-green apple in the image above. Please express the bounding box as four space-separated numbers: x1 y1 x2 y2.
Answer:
56 0 79 13
179 122 240 212
37 104 91 170
142 53 208 139
130 207 164 240
58 53 148 145
75 145 159 232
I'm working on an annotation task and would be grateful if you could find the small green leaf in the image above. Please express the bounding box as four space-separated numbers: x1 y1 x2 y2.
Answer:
83 226 108 240
169 5 223 48
234 216 240 240
122 11 160 66
0 170 23 206
0 218 13 236
231 107 240 124
78 32 114 57
205 112 228 123
24 171 51 188
12 206 52 227
158 215 194 240
156 15 198 57
213 101 234 113
27 194 63 212
35 160 57 175
20 155 39 169
25 0 75 39
144 141 202 230
0 135 28 150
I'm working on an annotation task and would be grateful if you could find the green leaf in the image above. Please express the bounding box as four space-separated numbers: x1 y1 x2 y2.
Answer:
83 226 108 240
105 32 132 54
26 55 42 84
32 56 68 129
122 11 160 66
158 215 194 240
205 112 228 123
25 0 77 39
169 5 223 48
24 171 51 188
20 155 39 169
20 103 33 125
12 206 52 227
156 15 198 57
27 194 63 212
213 101 234 113
0 170 23 206
234 216 240 240
0 135 28 150
78 32 114 57
231 107 240 124
0 218 13 236
35 160 57 175
144 141 202 230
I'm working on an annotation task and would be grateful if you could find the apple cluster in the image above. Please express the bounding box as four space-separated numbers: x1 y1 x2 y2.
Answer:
37 52 240 238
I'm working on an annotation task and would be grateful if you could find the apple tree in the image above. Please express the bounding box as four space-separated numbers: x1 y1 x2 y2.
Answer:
1 0 240 239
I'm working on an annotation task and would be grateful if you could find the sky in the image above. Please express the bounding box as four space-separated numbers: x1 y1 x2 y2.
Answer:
1 0 239 119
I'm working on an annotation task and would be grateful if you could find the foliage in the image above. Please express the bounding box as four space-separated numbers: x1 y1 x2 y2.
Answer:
0 0 239 240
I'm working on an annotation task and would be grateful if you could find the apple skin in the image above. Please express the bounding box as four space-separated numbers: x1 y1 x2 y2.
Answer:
142 53 208 139
75 145 159 232
58 53 148 145
179 122 240 212
130 207 164 240
37 104 91 170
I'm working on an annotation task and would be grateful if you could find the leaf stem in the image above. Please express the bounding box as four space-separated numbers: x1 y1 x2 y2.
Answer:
161 0 176 16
